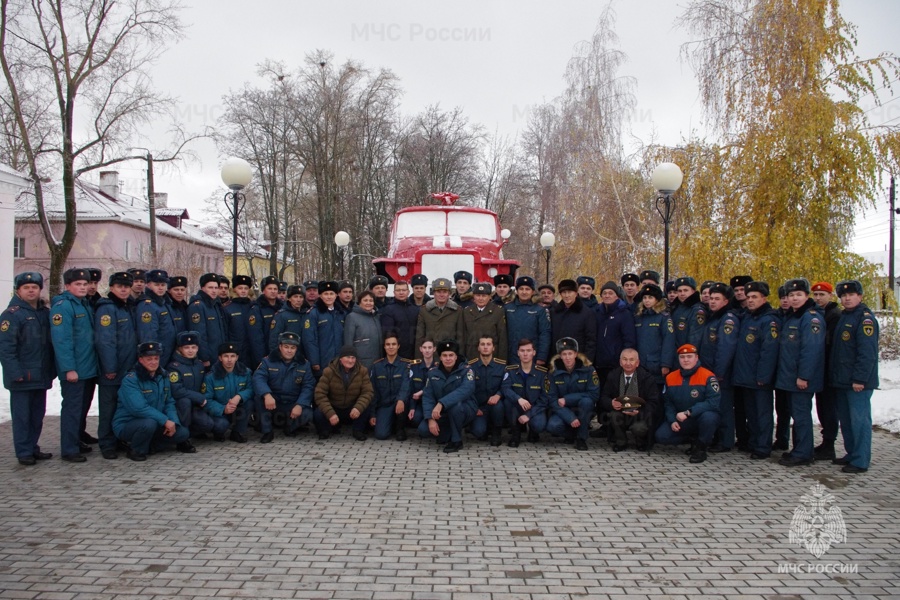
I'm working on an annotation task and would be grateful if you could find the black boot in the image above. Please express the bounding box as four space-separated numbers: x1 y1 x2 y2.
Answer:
689 442 708 464
814 441 835 460
395 415 408 441
490 427 502 447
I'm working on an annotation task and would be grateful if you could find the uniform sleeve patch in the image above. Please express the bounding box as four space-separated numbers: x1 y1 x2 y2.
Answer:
100 315 112 327
169 372 179 383
592 371 599 386
141 312 152 323
249 315 256 326
52 314 62 326
466 369 474 381
191 313 201 324
710 377 720 393
200 383 206 393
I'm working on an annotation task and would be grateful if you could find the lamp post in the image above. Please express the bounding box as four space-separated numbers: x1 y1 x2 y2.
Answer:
221 157 253 281
651 162 684 285
334 231 350 279
540 232 555 285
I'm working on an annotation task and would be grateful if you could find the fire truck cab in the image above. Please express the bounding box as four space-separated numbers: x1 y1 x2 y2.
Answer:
372 193 519 286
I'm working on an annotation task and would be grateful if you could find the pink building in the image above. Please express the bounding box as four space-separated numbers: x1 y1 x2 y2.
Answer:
14 171 226 291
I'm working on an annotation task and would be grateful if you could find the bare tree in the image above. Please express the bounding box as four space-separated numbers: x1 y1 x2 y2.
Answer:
0 0 185 294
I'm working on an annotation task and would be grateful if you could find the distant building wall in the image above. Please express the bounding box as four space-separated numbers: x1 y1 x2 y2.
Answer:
14 220 224 293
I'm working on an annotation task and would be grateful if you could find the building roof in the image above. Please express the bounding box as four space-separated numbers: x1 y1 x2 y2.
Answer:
0 163 32 185
156 207 190 218
15 178 226 250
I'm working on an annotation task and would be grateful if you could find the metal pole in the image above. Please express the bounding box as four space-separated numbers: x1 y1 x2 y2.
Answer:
656 192 675 284
340 247 345 280
545 249 551 285
232 192 240 281
664 195 671 285
146 153 157 262
889 176 895 298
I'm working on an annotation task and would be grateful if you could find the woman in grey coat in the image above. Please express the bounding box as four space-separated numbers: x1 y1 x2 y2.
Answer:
343 291 383 368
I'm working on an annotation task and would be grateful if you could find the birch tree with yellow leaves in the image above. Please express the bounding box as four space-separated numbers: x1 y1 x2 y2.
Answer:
664 0 900 293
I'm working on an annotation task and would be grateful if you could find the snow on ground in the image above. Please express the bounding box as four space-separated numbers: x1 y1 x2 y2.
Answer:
2 359 898 434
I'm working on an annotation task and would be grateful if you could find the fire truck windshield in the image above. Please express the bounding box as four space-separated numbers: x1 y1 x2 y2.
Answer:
395 211 498 241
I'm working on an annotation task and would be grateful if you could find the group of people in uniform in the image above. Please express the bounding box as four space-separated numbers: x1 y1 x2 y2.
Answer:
0 264 880 474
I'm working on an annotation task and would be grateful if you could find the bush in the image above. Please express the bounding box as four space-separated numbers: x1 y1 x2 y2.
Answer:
878 312 900 361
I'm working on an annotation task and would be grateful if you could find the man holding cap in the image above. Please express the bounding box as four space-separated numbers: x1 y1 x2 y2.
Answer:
51 268 98 463
654 344 721 463
830 280 879 473
114 342 190 461
202 342 254 444
254 331 316 443
504 275 551 365
0 272 55 465
313 345 373 440
94 271 138 459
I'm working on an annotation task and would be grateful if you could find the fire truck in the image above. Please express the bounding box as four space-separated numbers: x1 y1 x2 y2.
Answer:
372 193 520 285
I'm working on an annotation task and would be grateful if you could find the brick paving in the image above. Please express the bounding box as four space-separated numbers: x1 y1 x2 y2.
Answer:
1 416 898 599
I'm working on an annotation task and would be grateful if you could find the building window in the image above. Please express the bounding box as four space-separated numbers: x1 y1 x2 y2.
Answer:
13 238 24 258
124 240 130 260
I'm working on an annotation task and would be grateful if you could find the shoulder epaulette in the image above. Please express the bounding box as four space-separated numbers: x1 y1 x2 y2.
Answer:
467 358 479 364
143 298 152 304
535 365 548 373
400 357 414 363
505 364 519 371
191 300 200 305
373 358 385 364
7 305 18 313
493 358 507 365
409 359 422 365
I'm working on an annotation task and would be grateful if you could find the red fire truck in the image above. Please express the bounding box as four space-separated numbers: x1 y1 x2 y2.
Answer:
372 193 520 285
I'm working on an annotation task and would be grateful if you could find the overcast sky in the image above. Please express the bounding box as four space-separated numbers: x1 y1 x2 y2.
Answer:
111 0 900 256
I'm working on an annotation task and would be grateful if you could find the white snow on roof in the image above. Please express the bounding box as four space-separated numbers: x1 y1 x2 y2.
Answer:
15 178 227 250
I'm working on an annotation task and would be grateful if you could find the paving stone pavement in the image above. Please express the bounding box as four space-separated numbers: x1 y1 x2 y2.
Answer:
0 416 898 599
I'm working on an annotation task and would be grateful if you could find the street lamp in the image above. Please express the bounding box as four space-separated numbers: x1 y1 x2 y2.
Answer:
334 231 350 279
221 157 253 281
540 232 555 285
651 162 684 285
